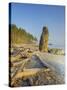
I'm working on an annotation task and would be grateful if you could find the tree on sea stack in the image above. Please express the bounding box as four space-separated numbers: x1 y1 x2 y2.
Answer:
39 26 49 52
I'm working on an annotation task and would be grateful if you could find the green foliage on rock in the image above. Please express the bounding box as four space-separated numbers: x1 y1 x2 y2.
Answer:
10 24 37 44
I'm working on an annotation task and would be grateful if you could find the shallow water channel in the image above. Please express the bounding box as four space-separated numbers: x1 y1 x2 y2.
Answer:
24 55 47 69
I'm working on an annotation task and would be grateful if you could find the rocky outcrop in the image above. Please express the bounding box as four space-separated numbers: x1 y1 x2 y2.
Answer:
48 48 65 55
39 26 49 52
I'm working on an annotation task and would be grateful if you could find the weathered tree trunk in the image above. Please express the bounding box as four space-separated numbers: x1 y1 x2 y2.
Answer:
39 26 49 52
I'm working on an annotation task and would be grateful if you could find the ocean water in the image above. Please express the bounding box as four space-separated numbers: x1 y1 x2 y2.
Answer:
48 44 65 51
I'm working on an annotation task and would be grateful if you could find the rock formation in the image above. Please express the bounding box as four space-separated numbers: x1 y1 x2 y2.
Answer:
39 26 49 52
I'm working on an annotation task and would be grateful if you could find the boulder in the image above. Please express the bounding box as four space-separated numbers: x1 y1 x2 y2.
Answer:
48 48 65 55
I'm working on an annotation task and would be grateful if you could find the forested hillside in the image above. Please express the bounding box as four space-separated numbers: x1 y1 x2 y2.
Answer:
10 24 37 44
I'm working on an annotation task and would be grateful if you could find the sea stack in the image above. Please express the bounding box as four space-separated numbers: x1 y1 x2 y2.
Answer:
39 26 49 52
